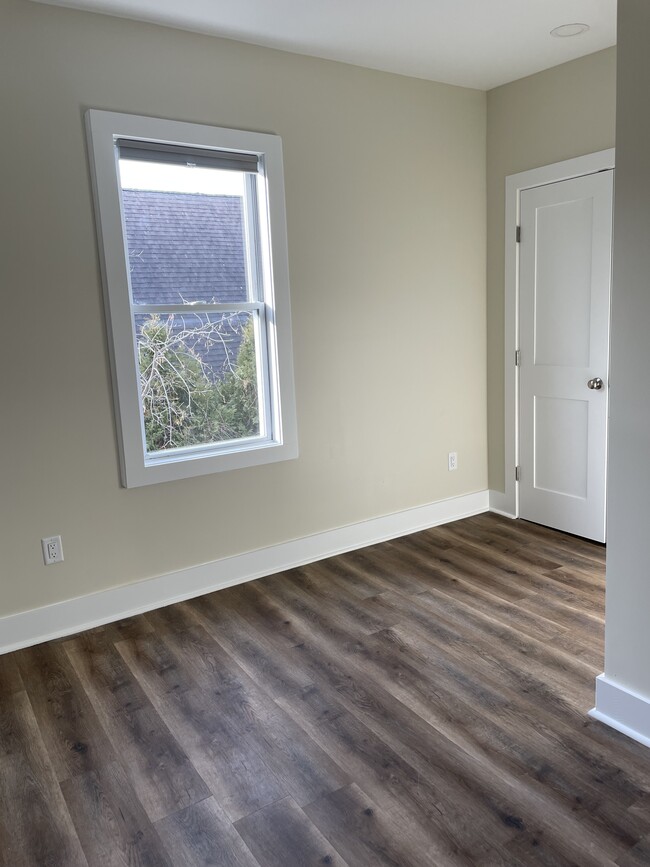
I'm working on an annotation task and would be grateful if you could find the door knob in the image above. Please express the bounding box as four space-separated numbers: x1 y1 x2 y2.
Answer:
587 377 604 390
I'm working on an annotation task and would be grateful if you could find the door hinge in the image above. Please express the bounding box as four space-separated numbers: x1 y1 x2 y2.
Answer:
515 466 521 482
516 226 521 243
515 349 521 367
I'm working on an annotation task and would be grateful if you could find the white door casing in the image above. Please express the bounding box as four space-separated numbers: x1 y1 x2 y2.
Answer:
491 150 615 522
518 170 613 542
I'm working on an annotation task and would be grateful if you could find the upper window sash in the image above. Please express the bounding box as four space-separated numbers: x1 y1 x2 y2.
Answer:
118 158 265 308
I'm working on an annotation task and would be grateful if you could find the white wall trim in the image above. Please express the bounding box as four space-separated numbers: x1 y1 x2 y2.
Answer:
488 492 517 519
501 148 616 517
589 674 650 750
0 490 489 655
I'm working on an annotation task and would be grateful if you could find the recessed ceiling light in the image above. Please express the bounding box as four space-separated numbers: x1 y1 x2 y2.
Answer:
551 23 590 38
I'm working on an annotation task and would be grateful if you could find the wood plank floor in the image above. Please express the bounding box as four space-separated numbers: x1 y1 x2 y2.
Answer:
2 513 650 866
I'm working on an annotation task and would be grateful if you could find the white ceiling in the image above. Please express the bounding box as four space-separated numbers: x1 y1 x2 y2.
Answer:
35 0 617 90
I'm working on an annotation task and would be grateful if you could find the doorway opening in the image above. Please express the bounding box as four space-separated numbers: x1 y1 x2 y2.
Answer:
493 149 615 542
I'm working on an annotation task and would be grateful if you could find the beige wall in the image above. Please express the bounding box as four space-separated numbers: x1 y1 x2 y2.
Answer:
486 48 617 492
0 0 487 618
604 0 650 698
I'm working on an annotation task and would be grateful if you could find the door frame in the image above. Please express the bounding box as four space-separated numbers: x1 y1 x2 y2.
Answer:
491 148 615 520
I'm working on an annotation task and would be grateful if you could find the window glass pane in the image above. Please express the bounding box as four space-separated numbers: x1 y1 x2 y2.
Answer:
119 159 251 304
135 311 261 454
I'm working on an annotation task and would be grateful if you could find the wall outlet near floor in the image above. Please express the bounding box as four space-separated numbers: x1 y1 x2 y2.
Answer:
42 535 64 565
448 451 458 471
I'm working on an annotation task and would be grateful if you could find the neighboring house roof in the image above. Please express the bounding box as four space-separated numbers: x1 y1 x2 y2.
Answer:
121 189 247 305
121 189 249 379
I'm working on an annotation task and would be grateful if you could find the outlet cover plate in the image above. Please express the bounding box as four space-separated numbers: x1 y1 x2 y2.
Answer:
42 535 64 565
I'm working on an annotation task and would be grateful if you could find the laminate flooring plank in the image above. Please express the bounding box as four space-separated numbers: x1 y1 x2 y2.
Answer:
121 626 350 809
368 578 594 674
270 620 639 863
141 613 261 695
16 643 117 782
112 625 196 696
376 586 598 712
355 621 640 843
248 572 576 776
0 691 88 867
235 796 350 867
381 534 535 605
228 696 351 810
0 653 23 698
60 760 174 867
305 782 466 867
274 641 535 854
389 550 593 658
474 520 607 573
615 836 650 866
283 563 398 633
278 694 515 863
391 591 597 726
65 636 210 821
264 569 393 644
374 612 604 786
408 572 601 663
221 579 374 665
334 544 430 595
371 625 647 834
221 576 366 656
300 553 391 599
182 596 314 699
435 522 565 576
431 518 604 593
115 634 292 821
64 632 150 714
434 517 562 569
534 544 607 579
155 797 261 867
365 570 566 645
146 601 203 634
73 615 156 646
394 525 521 586
414 541 544 602
503 828 591 866
436 524 605 614
519 592 605 630
210 532 644 804
533 564 607 600
106 701 211 821
156 686 288 822
464 513 606 561
215 581 320 650
628 792 650 822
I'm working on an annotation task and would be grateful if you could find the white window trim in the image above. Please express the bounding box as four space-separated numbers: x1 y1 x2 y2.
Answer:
85 109 298 487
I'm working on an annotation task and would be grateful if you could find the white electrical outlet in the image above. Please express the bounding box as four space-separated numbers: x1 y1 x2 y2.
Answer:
448 451 458 471
42 535 64 565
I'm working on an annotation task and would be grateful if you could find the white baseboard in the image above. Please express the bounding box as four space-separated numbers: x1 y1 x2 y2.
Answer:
489 489 516 519
589 674 650 749
0 489 489 656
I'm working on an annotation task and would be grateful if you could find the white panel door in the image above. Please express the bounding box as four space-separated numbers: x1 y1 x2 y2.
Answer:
519 170 613 542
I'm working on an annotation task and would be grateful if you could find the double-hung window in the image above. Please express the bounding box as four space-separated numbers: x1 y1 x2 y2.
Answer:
85 110 297 487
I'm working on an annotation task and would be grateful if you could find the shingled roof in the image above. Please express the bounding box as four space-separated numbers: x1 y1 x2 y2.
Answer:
121 189 249 379
121 189 248 305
